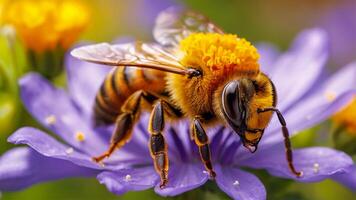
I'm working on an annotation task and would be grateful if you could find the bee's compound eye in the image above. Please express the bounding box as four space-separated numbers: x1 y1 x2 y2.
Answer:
221 81 244 129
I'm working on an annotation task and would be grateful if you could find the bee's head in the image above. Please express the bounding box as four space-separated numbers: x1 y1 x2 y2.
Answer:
220 79 263 152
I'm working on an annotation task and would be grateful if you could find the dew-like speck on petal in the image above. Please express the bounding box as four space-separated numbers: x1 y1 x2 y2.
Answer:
75 131 85 142
98 162 105 167
202 170 209 175
125 174 132 182
45 115 56 125
65 147 74 154
233 180 240 186
313 163 320 174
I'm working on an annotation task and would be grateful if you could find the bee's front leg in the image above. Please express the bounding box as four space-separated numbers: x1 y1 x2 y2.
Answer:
191 118 216 178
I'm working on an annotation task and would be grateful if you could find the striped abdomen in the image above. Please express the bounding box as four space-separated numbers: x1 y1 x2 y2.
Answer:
94 67 166 125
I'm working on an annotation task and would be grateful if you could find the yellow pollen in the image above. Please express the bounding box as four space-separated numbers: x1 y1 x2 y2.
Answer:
4 0 90 52
325 91 336 102
75 131 85 142
179 33 260 74
332 97 356 135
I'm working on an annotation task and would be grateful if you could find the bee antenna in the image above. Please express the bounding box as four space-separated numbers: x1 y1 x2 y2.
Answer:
257 107 302 177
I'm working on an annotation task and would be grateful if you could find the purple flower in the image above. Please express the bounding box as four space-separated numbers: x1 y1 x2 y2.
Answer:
318 0 356 67
1 28 356 199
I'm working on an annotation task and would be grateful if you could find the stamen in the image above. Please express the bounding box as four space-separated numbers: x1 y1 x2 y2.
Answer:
45 115 57 125
75 131 85 142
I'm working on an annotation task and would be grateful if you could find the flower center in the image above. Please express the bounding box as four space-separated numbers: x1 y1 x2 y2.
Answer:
179 33 260 74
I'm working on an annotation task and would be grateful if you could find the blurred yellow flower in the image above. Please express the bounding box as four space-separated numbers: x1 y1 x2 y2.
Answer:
333 97 356 135
4 0 90 53
0 0 5 25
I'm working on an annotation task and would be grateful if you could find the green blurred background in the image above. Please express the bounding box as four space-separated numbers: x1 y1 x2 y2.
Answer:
1 0 355 199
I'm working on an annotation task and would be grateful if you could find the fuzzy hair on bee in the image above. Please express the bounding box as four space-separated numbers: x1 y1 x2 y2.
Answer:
71 7 301 188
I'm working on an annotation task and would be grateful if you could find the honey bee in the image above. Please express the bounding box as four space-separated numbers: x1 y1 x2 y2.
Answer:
71 7 301 188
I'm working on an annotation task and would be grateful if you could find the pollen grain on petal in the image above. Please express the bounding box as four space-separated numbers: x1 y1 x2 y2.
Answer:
324 90 337 102
45 114 57 125
75 131 86 142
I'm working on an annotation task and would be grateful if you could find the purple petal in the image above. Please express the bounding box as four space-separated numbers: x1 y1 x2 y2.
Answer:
332 165 356 191
65 52 111 116
138 0 178 29
215 165 266 200
269 28 328 111
19 73 106 154
241 146 353 182
97 166 158 195
8 127 102 170
264 62 356 145
99 116 152 168
257 43 280 73
0 147 97 191
165 120 199 162
155 164 208 196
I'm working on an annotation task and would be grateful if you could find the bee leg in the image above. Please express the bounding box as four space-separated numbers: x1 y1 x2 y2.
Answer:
93 112 134 162
191 118 216 178
148 100 169 188
257 107 302 177
93 90 158 163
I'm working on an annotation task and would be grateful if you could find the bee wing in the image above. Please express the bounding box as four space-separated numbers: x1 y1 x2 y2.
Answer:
71 42 190 75
153 6 224 48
